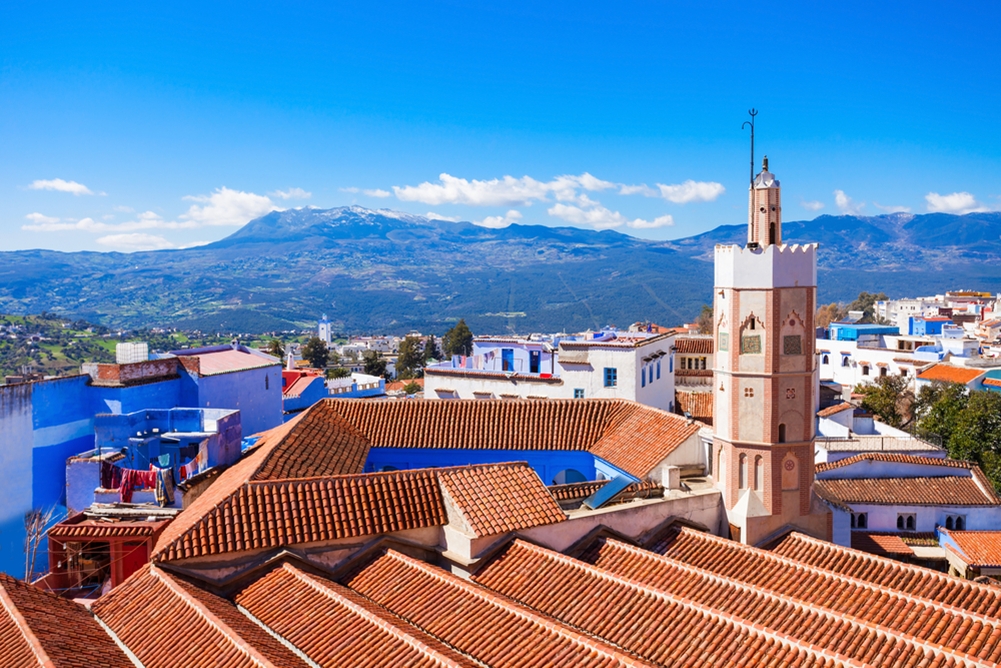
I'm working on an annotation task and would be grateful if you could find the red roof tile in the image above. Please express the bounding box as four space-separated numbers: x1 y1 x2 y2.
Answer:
47 514 171 541
236 563 476 667
770 531 1001 618
645 526 1001 662
917 363 986 384
850 532 914 557
343 549 651 667
476 540 886 667
589 402 701 478
816 401 853 418
178 347 279 376
569 536 977 667
93 565 308 667
437 464 565 536
674 390 713 422
0 572 133 668
815 476 999 506
946 531 1001 568
815 452 981 473
674 337 714 354
984 377 1001 388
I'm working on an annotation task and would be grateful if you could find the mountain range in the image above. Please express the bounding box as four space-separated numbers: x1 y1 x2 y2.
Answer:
1 206 999 334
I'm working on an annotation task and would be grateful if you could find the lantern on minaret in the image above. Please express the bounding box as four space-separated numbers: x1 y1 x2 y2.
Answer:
712 147 829 545
747 156 782 248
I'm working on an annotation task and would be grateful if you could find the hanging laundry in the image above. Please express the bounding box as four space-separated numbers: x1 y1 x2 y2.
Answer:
100 461 122 490
119 468 157 503
154 467 175 507
158 454 171 468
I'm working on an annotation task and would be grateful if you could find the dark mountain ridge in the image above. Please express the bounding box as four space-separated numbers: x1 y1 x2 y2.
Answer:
0 206 998 334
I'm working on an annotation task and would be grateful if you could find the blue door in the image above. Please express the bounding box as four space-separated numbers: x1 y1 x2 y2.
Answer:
529 350 540 374
501 348 514 371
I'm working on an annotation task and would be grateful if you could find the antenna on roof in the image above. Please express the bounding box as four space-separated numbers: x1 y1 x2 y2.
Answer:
742 109 757 187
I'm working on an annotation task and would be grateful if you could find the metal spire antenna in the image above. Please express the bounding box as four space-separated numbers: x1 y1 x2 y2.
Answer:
742 109 757 186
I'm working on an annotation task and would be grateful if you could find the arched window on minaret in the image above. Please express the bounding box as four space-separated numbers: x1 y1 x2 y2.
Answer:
739 454 748 489
753 455 763 491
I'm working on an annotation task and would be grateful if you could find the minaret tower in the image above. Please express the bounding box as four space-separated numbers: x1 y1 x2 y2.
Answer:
712 156 829 545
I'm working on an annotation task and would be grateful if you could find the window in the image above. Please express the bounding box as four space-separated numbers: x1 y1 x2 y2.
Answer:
743 387 754 398
739 454 748 489
822 354 830 365
778 423 786 443
782 335 803 356
604 367 617 387
945 514 966 530
656 359 661 379
880 366 888 377
265 375 269 390
842 356 850 367
753 456 763 491
574 388 585 399
861 365 870 376
641 366 646 388
897 513 916 531
851 512 868 529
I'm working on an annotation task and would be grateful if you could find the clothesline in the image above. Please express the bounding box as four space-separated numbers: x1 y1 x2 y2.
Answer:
99 458 195 505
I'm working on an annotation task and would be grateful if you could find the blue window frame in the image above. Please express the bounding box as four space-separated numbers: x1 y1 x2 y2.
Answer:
641 366 646 387
669 355 673 373
574 388 585 399
656 359 661 379
604 367 617 387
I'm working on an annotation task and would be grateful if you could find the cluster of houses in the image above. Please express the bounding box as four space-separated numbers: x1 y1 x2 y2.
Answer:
4 157 1001 665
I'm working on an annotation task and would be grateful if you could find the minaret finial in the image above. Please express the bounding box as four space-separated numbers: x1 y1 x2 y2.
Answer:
742 109 758 187
762 155 768 172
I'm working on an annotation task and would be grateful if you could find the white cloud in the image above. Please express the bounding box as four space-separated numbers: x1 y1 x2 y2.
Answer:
925 191 990 214
548 203 673 230
425 211 462 222
834 189 865 215
873 202 912 214
181 187 278 226
394 173 552 206
475 210 523 229
269 187 312 200
339 187 361 193
363 188 391 198
96 233 175 251
801 200 825 211
24 212 60 225
27 178 98 196
656 180 725 204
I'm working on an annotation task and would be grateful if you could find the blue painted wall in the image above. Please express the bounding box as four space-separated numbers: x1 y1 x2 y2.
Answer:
192 366 282 436
364 448 637 485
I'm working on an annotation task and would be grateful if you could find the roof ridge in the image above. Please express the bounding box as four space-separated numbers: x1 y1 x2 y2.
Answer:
282 564 470 668
678 529 1001 628
242 461 534 487
778 531 1001 604
816 453 974 472
496 540 861 667
149 566 277 668
599 538 987 668
380 550 648 666
0 575 51 667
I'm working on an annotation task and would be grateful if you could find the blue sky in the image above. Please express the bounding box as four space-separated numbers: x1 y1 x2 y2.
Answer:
2 2 999 252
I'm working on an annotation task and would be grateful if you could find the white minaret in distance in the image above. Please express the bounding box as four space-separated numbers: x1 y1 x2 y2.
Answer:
318 314 332 345
712 156 829 545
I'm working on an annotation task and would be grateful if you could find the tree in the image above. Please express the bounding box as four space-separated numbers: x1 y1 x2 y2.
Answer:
854 375 912 428
424 334 441 363
266 338 285 359
443 319 474 357
815 303 847 328
695 304 714 335
914 381 967 447
403 381 422 395
846 291 889 324
396 336 425 379
301 337 329 369
362 349 388 378
326 367 351 379
950 391 1001 488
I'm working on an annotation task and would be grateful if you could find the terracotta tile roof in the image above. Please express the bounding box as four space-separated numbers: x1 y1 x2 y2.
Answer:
674 336 714 354
984 377 1001 388
0 572 132 668
343 549 651 667
547 479 662 503
93 564 308 667
850 532 914 557
946 531 1001 568
815 476 999 506
770 531 1001 618
815 452 980 473
48 517 169 540
917 363 986 384
571 536 978 668
386 377 424 392
816 401 853 418
645 526 1001 663
155 468 447 562
589 402 701 478
437 463 565 536
178 347 279 376
236 563 477 667
476 540 877 667
674 390 713 422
